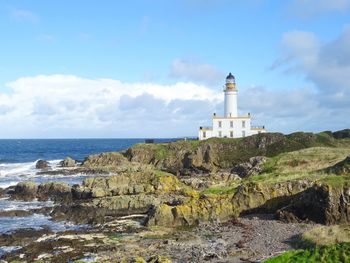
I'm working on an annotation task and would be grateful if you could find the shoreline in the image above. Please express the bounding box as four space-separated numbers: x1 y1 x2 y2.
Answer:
0 130 349 262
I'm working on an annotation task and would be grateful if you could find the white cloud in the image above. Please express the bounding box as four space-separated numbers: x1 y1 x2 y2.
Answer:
289 0 350 17
268 27 350 132
0 72 348 138
9 8 39 23
170 59 225 85
274 27 350 106
0 75 221 138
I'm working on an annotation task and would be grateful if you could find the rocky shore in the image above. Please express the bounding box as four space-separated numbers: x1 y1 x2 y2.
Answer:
1 129 350 262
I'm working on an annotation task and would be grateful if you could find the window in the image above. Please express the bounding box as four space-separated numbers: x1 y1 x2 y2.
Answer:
230 121 233 128
242 131 246 137
230 131 233 138
242 121 246 128
218 131 222 138
203 131 206 138
218 121 222 128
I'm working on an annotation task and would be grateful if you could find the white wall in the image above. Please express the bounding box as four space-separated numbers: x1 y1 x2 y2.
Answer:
198 128 213 140
212 117 251 138
224 90 238 117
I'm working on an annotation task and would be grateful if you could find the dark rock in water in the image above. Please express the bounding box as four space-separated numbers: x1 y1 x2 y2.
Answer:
325 156 350 175
35 160 50 169
0 188 5 198
59 157 77 167
0 210 34 217
51 196 153 225
11 181 72 203
36 169 81 176
36 167 109 176
231 156 266 178
11 182 38 201
37 182 72 204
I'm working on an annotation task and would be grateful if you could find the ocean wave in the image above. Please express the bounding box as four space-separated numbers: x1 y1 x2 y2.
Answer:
0 159 87 188
0 213 88 234
0 198 54 211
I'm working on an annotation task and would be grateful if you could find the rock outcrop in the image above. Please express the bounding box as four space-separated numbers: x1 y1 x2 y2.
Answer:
147 179 313 227
51 170 198 225
82 152 128 167
35 160 50 169
37 182 72 203
147 195 235 227
11 181 72 203
124 132 338 174
11 182 38 201
231 156 267 178
276 183 350 225
59 157 77 167
0 187 5 198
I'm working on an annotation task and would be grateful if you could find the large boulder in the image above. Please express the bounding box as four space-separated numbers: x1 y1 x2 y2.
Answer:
37 182 72 203
231 156 266 178
11 182 72 203
50 194 159 224
147 195 235 227
35 160 50 169
59 157 77 167
11 182 38 201
276 183 350 225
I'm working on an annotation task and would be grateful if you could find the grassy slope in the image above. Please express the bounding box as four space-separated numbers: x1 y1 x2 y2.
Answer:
127 131 350 170
249 146 350 185
301 225 350 247
264 243 350 263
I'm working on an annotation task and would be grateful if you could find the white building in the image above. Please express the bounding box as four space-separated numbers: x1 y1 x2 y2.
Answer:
199 73 266 140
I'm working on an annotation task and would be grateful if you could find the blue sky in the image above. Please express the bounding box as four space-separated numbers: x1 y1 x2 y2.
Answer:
0 0 350 138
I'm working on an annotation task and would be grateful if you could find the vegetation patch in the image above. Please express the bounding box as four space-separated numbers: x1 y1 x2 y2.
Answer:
301 225 350 247
318 175 350 187
201 185 238 195
250 146 350 184
264 243 350 263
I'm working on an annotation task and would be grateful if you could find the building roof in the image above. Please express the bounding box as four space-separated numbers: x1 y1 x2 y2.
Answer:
226 72 235 80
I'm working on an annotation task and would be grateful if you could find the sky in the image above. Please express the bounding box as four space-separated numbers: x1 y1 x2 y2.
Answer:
0 0 350 138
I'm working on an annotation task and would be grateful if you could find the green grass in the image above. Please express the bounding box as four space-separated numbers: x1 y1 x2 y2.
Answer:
201 185 238 195
109 233 125 242
264 147 350 174
264 243 350 263
318 175 350 187
154 170 173 178
248 146 350 185
301 225 350 247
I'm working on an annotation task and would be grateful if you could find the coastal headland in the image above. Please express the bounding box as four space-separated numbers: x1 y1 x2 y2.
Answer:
1 129 350 262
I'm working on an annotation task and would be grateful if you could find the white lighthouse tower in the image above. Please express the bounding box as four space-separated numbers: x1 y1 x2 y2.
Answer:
224 72 238 117
198 72 266 140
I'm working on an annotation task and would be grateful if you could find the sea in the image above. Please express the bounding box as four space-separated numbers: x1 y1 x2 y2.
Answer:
0 138 176 243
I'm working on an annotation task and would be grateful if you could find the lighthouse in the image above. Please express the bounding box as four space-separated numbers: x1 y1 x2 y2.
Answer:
224 72 238 117
198 72 266 140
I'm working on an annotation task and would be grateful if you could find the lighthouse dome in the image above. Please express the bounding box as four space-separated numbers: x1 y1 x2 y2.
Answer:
226 72 235 84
